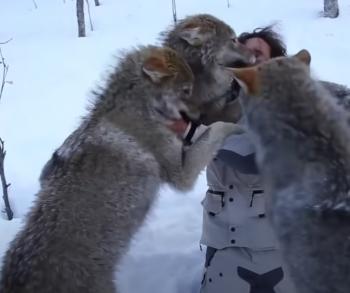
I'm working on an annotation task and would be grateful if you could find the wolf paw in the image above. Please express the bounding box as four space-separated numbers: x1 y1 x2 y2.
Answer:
204 122 245 154
209 121 245 138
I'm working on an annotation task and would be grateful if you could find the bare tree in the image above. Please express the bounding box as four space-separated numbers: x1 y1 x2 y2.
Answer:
324 0 339 18
0 139 13 220
76 0 86 37
85 0 94 32
94 0 100 6
172 0 177 24
0 47 13 221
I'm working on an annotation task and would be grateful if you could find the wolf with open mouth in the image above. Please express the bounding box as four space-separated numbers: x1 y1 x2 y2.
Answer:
0 46 242 293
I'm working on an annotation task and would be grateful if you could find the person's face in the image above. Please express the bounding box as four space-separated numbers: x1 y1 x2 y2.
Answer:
244 37 271 64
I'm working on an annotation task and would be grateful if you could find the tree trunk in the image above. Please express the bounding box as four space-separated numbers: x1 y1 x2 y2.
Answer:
76 0 86 37
324 0 339 18
94 0 100 6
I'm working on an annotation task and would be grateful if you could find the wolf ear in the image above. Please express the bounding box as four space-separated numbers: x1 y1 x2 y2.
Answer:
178 25 216 46
228 67 259 95
294 49 311 66
142 55 172 84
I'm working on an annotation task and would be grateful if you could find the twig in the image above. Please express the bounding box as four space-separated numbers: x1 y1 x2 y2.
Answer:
0 38 13 45
0 48 10 102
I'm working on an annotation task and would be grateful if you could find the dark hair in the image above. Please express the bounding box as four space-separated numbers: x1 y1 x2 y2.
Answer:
238 26 287 57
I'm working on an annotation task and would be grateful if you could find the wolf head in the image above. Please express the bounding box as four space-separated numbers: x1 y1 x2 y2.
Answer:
140 46 196 125
230 49 311 105
91 46 195 136
227 49 337 190
161 14 255 120
162 14 254 69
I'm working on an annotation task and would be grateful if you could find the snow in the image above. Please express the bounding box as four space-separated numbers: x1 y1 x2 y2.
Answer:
0 0 349 292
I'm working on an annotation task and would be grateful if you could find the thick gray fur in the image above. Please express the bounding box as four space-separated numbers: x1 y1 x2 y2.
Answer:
0 45 241 293
239 58 350 293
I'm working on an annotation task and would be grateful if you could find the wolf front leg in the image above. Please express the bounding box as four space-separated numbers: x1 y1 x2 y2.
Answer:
172 122 244 191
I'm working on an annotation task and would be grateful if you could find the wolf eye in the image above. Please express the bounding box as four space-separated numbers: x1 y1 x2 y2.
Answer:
232 38 238 44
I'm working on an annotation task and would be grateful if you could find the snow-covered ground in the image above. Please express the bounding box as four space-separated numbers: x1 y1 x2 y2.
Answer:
0 0 349 292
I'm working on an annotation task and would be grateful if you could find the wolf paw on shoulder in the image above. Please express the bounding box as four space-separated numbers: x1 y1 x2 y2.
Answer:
185 121 245 168
208 121 245 143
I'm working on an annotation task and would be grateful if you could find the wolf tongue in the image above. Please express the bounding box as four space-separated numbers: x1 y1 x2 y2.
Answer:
168 119 189 135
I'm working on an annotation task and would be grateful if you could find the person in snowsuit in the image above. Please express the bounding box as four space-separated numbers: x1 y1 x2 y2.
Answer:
195 26 296 293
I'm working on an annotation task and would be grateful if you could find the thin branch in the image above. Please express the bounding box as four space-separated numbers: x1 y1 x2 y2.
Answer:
0 48 10 102
0 139 13 220
85 0 94 31
0 38 13 45
32 0 38 9
172 0 177 24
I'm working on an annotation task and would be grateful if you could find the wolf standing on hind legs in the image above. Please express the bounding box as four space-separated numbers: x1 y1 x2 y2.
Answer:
0 46 242 293
231 50 350 293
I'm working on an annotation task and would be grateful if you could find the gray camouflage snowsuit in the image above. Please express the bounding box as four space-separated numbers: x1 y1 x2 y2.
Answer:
199 128 296 293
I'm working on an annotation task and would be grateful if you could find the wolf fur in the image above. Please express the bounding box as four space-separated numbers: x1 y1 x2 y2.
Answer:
231 50 350 293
